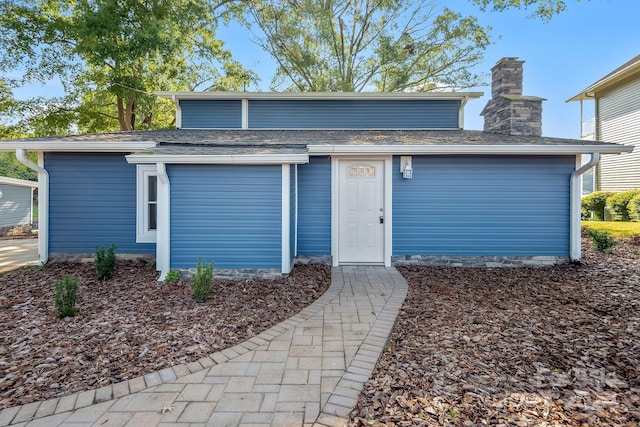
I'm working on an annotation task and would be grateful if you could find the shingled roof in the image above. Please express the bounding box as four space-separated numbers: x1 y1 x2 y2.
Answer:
1 129 631 156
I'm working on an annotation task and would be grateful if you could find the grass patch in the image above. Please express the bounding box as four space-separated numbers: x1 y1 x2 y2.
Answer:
581 221 640 237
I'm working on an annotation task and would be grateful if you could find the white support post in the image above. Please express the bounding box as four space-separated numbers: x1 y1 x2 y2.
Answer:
281 164 291 274
570 153 599 261
156 163 171 280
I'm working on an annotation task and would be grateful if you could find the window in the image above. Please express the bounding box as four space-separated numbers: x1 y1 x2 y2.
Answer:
137 165 158 242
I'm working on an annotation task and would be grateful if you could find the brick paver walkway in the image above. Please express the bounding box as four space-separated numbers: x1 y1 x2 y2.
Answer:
1 266 408 427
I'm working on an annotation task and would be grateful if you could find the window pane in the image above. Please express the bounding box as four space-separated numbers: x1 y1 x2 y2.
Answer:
148 176 157 202
148 203 157 230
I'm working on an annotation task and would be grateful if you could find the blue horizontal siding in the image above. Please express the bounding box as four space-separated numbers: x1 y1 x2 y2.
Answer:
169 165 281 269
248 99 460 129
180 100 242 128
45 153 155 254
392 155 574 256
297 157 331 256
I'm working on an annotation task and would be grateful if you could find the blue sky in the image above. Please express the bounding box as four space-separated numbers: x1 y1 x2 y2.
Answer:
14 0 640 139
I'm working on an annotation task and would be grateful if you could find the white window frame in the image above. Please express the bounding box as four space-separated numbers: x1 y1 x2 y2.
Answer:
136 164 158 243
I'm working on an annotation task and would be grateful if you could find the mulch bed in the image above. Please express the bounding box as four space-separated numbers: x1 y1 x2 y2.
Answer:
0 261 330 409
349 238 640 426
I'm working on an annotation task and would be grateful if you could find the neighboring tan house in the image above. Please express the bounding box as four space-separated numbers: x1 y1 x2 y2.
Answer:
0 176 36 229
0 58 632 279
568 54 640 191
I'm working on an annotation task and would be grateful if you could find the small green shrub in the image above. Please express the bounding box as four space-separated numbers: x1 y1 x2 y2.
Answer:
606 189 640 221
95 243 116 281
584 228 618 252
54 275 79 318
581 191 614 221
628 194 640 222
164 270 181 282
191 259 214 303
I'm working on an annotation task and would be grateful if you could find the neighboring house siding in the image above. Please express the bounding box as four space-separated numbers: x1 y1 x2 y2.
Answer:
46 153 155 254
180 100 242 129
169 164 281 269
392 155 573 256
0 185 32 228
297 157 331 256
248 100 460 129
597 78 640 191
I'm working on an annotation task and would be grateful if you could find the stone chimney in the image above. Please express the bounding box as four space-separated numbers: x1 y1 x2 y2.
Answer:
481 57 545 136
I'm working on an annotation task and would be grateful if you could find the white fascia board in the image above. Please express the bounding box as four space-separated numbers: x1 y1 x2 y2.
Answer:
307 144 634 156
155 91 484 101
126 153 309 164
0 141 157 152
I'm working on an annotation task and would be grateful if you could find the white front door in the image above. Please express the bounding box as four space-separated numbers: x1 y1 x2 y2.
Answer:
338 160 385 264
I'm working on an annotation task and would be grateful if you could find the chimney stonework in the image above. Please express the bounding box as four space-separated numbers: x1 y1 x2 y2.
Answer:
481 57 545 137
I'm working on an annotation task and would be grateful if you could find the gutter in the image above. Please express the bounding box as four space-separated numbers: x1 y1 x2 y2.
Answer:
15 149 49 265
569 153 600 261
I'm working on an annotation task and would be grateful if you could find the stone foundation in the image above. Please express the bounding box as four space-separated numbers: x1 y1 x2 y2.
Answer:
392 255 569 268
48 253 154 263
294 255 333 265
177 267 284 280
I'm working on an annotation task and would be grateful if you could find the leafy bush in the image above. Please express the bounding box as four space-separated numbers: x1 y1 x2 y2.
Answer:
191 259 214 303
54 275 79 317
581 191 614 221
606 189 640 221
584 228 618 252
164 270 181 282
95 243 116 281
628 194 640 222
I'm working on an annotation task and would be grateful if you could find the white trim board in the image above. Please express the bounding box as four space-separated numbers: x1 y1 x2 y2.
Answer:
156 91 484 101
0 142 156 151
135 165 158 243
331 156 392 267
126 153 309 165
308 144 633 156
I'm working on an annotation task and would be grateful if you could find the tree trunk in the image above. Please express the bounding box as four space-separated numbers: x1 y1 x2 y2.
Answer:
116 96 127 131
116 94 137 131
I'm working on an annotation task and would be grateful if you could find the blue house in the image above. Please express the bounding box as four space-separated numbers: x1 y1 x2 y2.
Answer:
0 58 631 279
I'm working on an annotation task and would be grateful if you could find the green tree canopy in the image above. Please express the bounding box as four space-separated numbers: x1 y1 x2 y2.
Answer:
471 0 583 21
249 0 491 92
0 0 255 133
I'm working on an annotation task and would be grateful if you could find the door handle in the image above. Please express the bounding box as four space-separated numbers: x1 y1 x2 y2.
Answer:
379 216 384 224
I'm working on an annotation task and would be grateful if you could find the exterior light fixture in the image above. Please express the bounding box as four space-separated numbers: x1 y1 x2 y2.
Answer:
400 156 413 179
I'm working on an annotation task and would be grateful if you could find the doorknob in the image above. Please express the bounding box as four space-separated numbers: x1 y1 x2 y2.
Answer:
379 216 384 224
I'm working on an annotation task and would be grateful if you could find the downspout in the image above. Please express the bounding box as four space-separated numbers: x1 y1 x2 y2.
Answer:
156 163 170 280
570 152 600 261
16 149 48 265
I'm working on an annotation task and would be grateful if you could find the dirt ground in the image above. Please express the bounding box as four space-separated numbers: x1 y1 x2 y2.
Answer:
349 238 640 426
0 261 330 409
